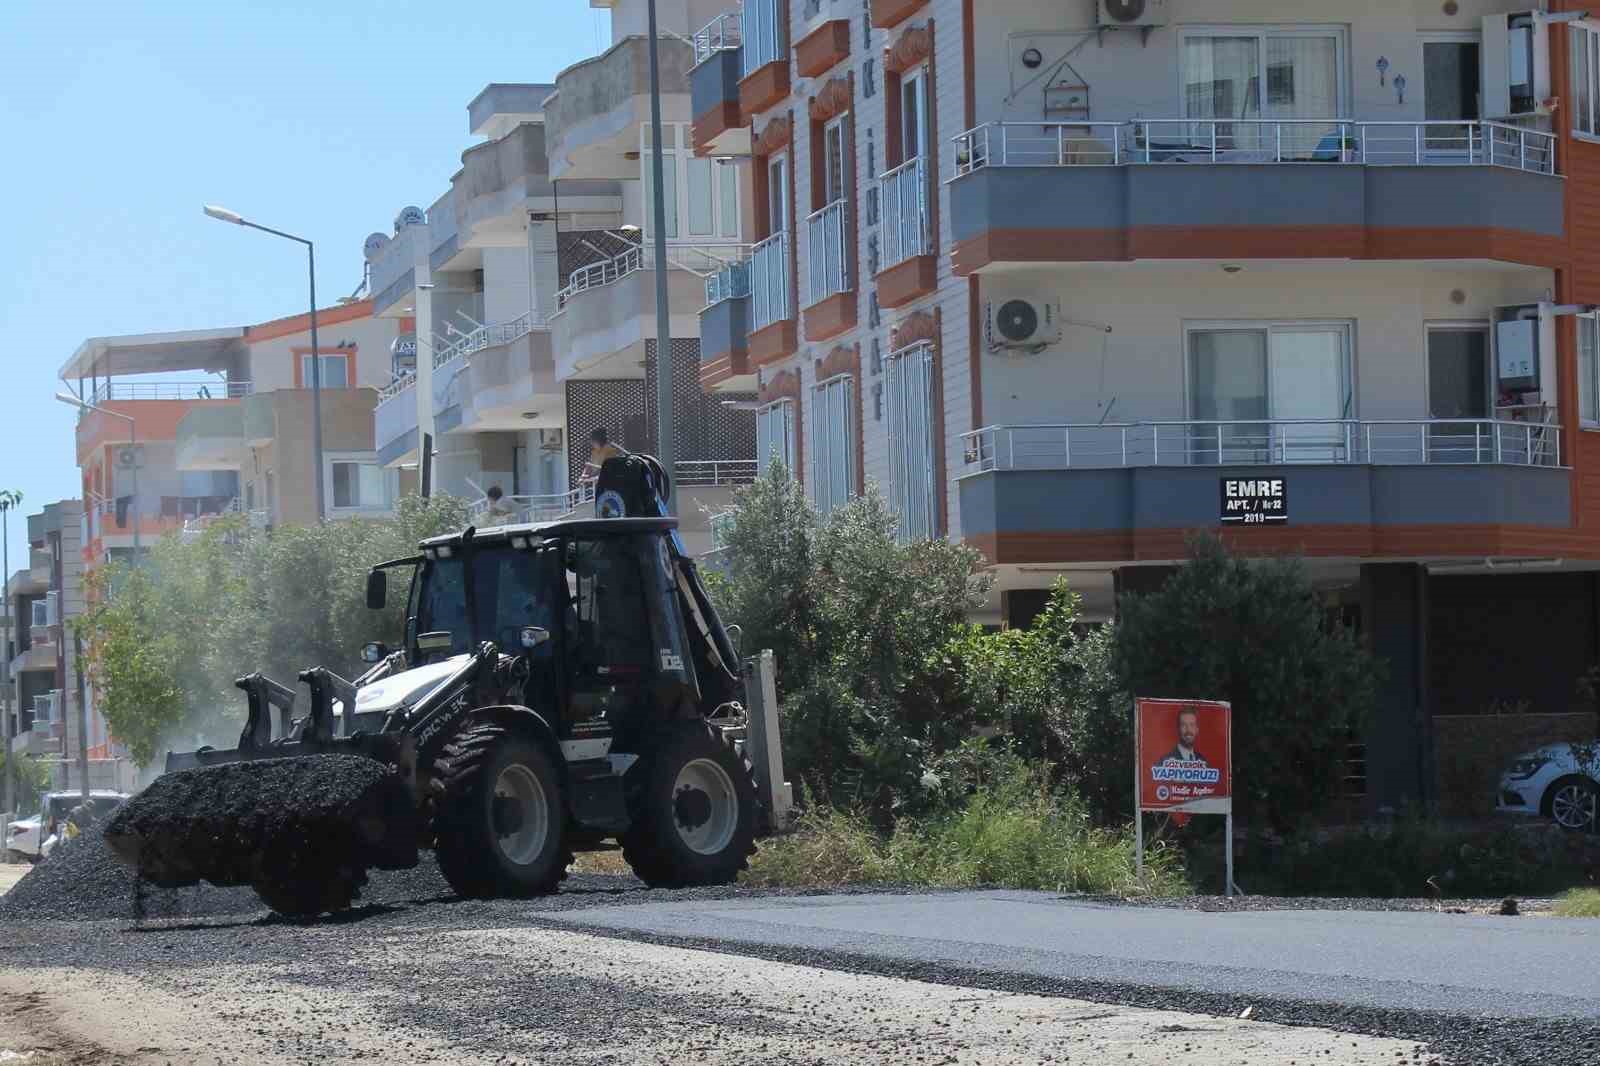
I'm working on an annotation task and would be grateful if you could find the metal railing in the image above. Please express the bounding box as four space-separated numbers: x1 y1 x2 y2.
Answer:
750 232 791 331
741 0 783 76
85 380 254 404
960 419 1563 472
705 259 752 307
804 199 850 307
674 459 758 487
557 245 644 308
430 310 548 366
692 10 741 65
377 373 416 403
951 119 1559 177
880 155 931 269
469 483 596 525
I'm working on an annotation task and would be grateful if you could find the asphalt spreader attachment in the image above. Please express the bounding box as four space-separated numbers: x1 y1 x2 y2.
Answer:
102 753 422 917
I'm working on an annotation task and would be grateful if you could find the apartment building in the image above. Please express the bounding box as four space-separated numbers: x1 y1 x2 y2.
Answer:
61 300 403 566
369 15 757 551
695 0 1600 812
1 499 127 790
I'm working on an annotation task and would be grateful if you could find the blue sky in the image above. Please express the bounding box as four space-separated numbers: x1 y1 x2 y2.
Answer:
0 0 604 571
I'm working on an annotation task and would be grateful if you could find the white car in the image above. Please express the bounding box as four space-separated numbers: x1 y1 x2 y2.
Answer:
1496 743 1599 832
4 791 129 862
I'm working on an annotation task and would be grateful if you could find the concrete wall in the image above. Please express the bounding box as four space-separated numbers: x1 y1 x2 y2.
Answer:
483 246 533 325
246 388 379 527
975 262 1551 427
247 314 401 392
967 0 1534 129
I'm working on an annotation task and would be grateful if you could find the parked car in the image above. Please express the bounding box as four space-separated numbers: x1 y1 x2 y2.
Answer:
1496 743 1599 832
4 790 129 861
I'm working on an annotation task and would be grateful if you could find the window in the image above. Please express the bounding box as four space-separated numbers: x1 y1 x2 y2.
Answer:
1573 23 1600 137
299 353 349 389
899 67 929 163
885 343 938 542
809 374 855 516
823 114 850 205
756 399 797 476
1181 27 1346 152
767 153 790 235
327 454 392 511
1186 323 1352 462
1579 314 1600 425
642 123 740 241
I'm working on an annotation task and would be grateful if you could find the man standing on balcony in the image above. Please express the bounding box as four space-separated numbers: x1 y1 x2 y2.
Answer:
581 427 624 484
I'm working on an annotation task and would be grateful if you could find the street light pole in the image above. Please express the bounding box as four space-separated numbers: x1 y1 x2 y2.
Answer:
645 0 676 513
204 205 326 520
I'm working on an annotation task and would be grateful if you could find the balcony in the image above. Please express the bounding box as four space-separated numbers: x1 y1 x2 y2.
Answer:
691 12 748 158
958 418 1571 565
748 232 797 365
700 261 753 390
175 403 246 472
877 155 935 308
457 315 560 433
739 0 788 120
545 35 694 181
552 244 740 381
948 120 1565 274
803 200 854 341
452 122 555 248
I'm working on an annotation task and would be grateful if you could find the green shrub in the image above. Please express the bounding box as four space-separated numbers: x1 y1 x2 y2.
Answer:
745 761 1189 896
1554 888 1600 917
1113 534 1382 830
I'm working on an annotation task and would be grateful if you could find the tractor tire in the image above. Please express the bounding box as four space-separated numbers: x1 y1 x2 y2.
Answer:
253 865 367 918
621 722 758 888
431 724 571 899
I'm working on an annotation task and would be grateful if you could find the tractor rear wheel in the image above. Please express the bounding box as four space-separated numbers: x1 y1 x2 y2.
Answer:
622 722 757 888
431 724 571 898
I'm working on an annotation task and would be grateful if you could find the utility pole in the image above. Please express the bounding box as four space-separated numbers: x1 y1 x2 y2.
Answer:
646 0 676 512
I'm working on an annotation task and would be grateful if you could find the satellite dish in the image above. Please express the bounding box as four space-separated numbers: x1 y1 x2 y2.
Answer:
363 232 391 260
394 206 426 231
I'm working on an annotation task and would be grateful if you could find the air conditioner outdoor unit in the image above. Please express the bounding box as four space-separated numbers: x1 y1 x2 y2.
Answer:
538 428 565 451
987 298 1063 353
1098 0 1169 28
115 445 143 470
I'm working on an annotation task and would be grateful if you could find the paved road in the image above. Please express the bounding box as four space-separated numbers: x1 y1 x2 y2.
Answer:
543 890 1600 1021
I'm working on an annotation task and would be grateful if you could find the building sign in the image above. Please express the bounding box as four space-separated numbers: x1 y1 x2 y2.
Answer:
1135 698 1232 813
391 334 418 359
1220 477 1286 525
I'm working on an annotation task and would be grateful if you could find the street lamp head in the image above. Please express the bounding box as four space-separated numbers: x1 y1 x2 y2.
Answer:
53 391 91 411
203 204 245 225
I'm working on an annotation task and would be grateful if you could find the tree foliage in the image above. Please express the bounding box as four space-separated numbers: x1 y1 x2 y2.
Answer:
75 494 469 765
1111 533 1381 829
711 465 991 821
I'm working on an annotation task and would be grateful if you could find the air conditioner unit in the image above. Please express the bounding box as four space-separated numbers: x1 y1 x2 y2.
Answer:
1098 0 1169 28
538 428 565 451
115 445 143 470
987 298 1063 353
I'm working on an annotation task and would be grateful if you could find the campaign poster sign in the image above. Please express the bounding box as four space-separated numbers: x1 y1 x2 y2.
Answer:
1136 697 1232 812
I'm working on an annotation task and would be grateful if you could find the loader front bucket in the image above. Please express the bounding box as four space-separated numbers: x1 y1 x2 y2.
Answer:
103 742 421 901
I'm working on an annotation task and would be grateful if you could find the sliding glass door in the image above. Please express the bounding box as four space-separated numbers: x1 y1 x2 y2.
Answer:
1188 323 1352 463
1182 27 1346 157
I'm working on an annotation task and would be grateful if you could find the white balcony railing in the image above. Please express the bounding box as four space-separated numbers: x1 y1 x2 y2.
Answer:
750 232 791 331
804 199 850 307
880 155 931 269
961 419 1563 472
674 459 758 486
951 119 1559 177
86 380 254 404
741 0 783 76
469 483 596 525
692 10 741 66
431 311 548 367
377 373 416 403
558 245 645 309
